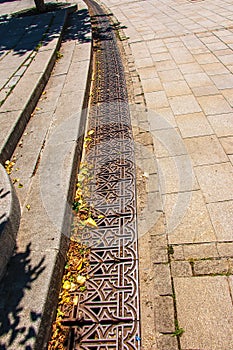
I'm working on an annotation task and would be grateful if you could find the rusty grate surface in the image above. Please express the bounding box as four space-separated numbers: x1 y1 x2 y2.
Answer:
61 0 141 349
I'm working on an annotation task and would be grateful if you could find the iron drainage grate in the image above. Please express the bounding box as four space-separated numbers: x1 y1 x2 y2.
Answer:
61 0 141 348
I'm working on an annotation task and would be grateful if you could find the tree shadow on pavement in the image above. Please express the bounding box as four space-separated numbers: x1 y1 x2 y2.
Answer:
0 5 91 57
0 243 45 350
63 8 92 44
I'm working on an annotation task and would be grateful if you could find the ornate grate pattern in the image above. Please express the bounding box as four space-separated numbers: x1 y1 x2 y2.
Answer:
63 0 141 348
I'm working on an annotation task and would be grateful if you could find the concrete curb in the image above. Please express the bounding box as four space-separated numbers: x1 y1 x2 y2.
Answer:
0 4 77 165
0 2 76 300
0 164 20 281
0 2 93 349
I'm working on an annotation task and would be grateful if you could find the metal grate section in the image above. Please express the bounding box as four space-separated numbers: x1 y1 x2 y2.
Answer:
63 0 141 348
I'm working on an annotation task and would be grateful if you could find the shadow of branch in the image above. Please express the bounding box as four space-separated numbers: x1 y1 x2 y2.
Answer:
0 243 46 349
0 5 91 58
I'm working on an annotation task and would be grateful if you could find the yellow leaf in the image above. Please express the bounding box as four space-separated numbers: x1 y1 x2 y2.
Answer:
73 296 79 305
18 183 23 188
26 204 31 211
70 282 77 292
35 107 41 111
77 260 83 271
57 308 64 317
76 275 86 285
85 217 98 228
63 281 71 290
88 130 94 135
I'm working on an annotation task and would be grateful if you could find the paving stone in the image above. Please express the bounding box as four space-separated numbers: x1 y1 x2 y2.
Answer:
130 41 151 58
195 162 233 203
170 245 185 260
165 190 215 244
145 91 169 109
152 127 187 158
158 69 183 83
211 74 233 89
217 242 233 258
219 136 233 154
207 113 233 137
222 88 233 106
183 243 219 260
141 78 163 93
168 48 194 64
169 95 202 115
178 62 203 74
176 112 213 138
171 260 192 277
207 201 233 241
193 259 229 276
155 59 178 71
153 263 173 295
218 54 233 65
156 334 179 350
184 135 228 166
201 62 229 75
154 296 175 332
157 155 198 194
138 66 158 79
152 52 172 62
229 154 233 165
162 80 191 97
184 72 212 88
174 276 233 350
206 41 228 51
192 84 219 97
194 53 219 64
135 57 154 68
197 95 232 115
148 106 176 129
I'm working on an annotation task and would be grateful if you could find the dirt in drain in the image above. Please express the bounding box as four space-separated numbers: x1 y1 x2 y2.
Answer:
48 240 90 350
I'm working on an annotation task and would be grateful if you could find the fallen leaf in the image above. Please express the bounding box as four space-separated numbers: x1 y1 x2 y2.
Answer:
77 259 83 271
73 296 79 305
63 281 71 290
76 275 86 285
26 204 31 211
85 217 98 228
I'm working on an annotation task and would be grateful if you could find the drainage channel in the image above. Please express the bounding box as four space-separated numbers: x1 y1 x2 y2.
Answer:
61 1 141 348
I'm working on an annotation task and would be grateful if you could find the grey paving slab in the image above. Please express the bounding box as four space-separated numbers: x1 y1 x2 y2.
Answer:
195 162 233 203
174 276 233 350
197 94 232 115
207 112 233 137
169 94 202 115
207 201 233 241
219 136 233 154
175 112 214 138
165 190 216 244
184 135 228 166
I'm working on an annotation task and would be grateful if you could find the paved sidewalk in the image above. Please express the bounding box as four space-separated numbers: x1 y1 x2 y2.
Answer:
101 0 233 349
